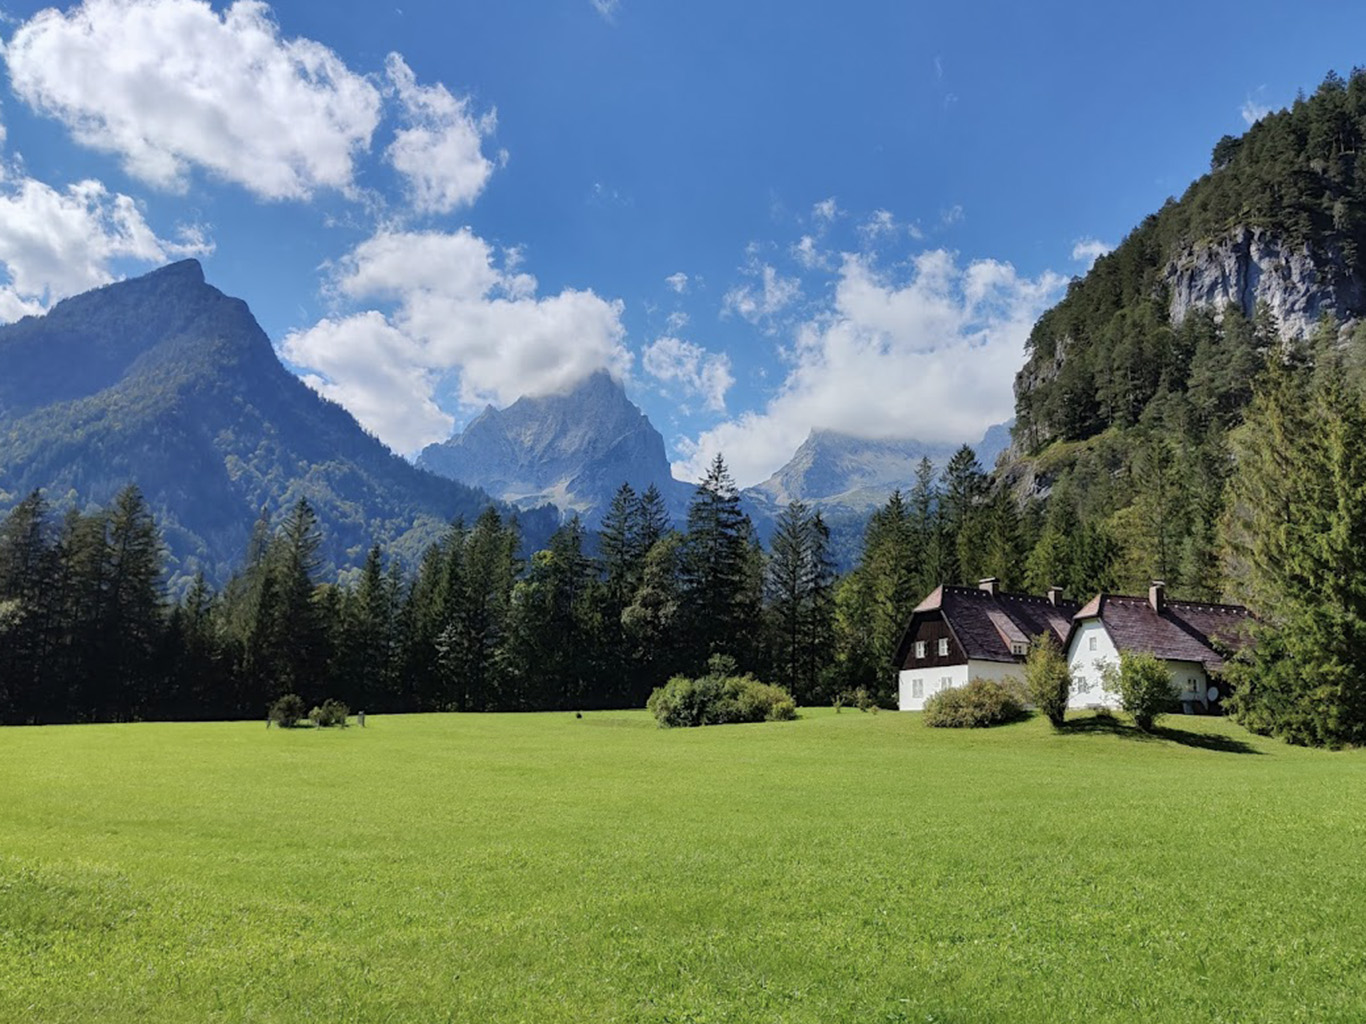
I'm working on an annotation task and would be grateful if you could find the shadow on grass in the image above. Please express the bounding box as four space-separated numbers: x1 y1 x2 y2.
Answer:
1062 712 1263 754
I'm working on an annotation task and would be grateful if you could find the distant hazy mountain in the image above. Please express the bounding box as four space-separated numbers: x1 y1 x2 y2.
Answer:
746 423 1012 510
417 370 694 525
416 365 1012 571
0 260 529 588
741 423 1013 567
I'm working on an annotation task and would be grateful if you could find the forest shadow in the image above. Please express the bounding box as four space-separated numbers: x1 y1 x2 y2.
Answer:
1063 712 1263 754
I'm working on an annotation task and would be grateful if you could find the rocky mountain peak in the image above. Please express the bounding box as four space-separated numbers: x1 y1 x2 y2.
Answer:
417 370 693 523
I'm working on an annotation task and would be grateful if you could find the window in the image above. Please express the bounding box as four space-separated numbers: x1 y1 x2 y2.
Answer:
1088 636 1097 652
937 638 950 657
940 676 953 690
914 641 926 660
911 679 923 698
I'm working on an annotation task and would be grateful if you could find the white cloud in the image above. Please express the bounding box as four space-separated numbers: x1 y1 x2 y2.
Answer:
1241 97 1271 126
591 0 620 19
940 204 964 227
291 311 454 454
812 196 838 224
665 271 689 294
793 234 830 270
665 310 689 332
723 261 801 325
1071 237 1113 270
0 173 212 322
283 229 629 454
642 335 733 412
384 53 496 214
675 250 1065 485
4 0 383 200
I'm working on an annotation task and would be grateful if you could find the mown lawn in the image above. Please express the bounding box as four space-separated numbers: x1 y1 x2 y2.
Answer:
1 709 1363 1023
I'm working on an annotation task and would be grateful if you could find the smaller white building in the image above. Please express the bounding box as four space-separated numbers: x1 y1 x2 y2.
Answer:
894 580 1077 711
1064 582 1252 712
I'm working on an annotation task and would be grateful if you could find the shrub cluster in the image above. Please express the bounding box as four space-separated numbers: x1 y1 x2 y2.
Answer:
269 693 351 728
923 678 1025 728
647 659 796 728
309 699 350 728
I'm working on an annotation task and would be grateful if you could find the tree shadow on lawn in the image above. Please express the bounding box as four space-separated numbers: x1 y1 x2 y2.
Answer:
1063 712 1263 755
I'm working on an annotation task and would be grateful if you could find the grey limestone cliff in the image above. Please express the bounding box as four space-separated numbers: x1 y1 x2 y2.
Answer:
1165 225 1365 340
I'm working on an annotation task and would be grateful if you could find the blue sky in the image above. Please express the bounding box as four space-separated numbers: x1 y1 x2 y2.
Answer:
1 0 1364 485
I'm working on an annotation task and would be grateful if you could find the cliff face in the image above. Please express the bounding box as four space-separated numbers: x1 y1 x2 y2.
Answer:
1165 226 1365 340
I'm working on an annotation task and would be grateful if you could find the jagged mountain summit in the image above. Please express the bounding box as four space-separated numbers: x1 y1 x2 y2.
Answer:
0 260 518 588
417 370 694 525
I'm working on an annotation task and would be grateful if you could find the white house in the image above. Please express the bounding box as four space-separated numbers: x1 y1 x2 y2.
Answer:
893 579 1077 711
1065 582 1253 712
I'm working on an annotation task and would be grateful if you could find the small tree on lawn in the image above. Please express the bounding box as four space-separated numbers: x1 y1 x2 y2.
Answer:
1023 633 1072 728
1106 651 1173 732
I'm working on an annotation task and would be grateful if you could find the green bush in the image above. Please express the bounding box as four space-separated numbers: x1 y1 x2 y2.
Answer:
268 693 307 728
309 699 350 728
923 678 1025 728
648 670 796 728
1110 651 1176 732
1024 634 1073 728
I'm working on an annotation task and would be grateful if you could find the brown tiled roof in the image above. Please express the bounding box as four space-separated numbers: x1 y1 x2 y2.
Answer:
1072 595 1253 672
903 585 1079 664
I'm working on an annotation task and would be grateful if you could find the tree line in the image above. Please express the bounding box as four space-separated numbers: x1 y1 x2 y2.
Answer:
0 440 1072 724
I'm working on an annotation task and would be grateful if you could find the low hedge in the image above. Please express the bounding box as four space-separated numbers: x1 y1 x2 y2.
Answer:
648 671 796 728
923 678 1025 728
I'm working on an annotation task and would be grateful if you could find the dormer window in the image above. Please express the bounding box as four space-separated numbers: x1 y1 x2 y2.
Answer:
914 641 926 660
1011 641 1028 656
937 638 949 657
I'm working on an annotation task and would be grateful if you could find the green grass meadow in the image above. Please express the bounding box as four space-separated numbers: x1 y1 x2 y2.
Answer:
2 709 1364 1023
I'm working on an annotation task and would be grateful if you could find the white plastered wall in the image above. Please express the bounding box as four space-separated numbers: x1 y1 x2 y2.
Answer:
897 659 1023 711
1066 618 1212 710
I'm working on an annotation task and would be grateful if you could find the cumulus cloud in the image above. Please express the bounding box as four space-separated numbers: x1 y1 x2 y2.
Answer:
812 196 838 224
282 229 629 454
4 0 383 200
1071 237 1114 270
642 335 733 412
675 250 1065 485
0 173 212 322
665 271 689 294
384 53 496 214
722 261 801 326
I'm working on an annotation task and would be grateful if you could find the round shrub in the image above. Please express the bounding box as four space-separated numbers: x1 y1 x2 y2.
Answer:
1115 651 1175 731
268 693 307 728
923 678 1025 728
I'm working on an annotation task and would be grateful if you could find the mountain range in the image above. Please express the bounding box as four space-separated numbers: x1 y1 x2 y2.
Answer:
0 260 555 590
418 368 1011 562
0 259 1017 582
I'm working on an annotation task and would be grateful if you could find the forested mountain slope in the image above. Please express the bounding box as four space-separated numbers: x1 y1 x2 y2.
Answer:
998 69 1366 604
0 261 517 589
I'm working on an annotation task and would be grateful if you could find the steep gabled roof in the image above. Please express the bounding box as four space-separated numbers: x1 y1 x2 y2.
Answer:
896 585 1079 666
1071 595 1254 672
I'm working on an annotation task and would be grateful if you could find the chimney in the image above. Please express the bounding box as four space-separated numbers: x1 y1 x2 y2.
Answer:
1149 580 1166 613
1047 585 1064 606
978 577 999 596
